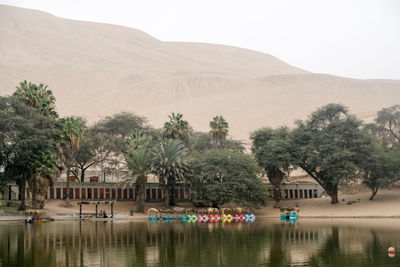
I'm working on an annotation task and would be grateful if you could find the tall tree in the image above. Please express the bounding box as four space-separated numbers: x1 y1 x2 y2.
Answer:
0 95 57 209
359 140 400 200
290 104 367 204
209 115 229 148
163 113 190 147
360 105 400 200
153 139 188 207
251 127 293 208
122 131 154 212
13 80 57 118
6 81 58 209
57 117 83 206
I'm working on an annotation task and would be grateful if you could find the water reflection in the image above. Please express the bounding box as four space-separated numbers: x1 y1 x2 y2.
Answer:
0 220 399 266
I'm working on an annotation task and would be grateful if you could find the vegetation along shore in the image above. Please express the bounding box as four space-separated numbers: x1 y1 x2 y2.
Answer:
1 81 399 220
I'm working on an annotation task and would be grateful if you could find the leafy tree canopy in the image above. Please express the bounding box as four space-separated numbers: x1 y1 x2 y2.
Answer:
0 95 58 208
250 127 293 207
13 80 58 118
94 112 146 138
290 103 368 204
190 132 245 153
186 149 267 206
368 104 400 148
358 136 400 200
359 105 400 200
163 113 191 146
92 112 147 155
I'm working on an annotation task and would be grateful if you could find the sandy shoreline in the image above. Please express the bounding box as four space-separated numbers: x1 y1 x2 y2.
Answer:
1 187 399 222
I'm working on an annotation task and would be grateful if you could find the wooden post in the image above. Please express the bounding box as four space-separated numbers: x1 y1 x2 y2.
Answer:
79 203 82 219
95 204 98 217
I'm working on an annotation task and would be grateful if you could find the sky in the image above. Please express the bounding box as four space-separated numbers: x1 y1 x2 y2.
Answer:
1 0 399 80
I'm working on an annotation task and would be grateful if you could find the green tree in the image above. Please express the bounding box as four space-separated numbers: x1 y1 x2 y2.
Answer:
3 81 58 209
290 104 366 204
186 149 267 205
0 95 57 209
91 112 148 179
225 139 246 153
71 124 119 182
153 139 188 207
94 112 146 138
371 104 400 146
190 132 245 153
163 113 190 147
359 141 400 200
209 115 229 148
13 80 57 118
251 127 293 208
28 150 58 208
122 131 154 212
94 112 147 152
57 117 83 206
360 105 400 200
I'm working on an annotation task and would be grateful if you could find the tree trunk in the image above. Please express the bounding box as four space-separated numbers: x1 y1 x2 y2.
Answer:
136 178 145 213
31 183 37 209
65 167 71 207
268 172 283 209
273 185 281 208
169 179 176 206
328 190 339 204
19 174 26 210
369 187 378 200
324 183 339 204
80 168 86 183
164 186 169 208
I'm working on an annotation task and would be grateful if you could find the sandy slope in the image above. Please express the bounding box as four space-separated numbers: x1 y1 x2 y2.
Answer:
1 5 400 140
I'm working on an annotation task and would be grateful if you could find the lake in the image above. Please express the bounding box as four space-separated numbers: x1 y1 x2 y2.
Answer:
0 219 399 266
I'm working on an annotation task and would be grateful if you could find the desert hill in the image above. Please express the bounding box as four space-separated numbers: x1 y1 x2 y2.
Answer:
1 5 399 142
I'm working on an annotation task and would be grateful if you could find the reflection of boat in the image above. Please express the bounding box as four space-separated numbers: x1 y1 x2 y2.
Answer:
24 209 48 224
25 217 47 224
280 207 299 222
280 212 298 221
149 213 256 223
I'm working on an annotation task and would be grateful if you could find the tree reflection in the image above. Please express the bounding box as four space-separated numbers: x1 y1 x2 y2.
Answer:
306 226 399 267
0 221 399 266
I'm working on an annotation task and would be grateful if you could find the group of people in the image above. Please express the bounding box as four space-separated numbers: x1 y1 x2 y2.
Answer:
98 210 109 218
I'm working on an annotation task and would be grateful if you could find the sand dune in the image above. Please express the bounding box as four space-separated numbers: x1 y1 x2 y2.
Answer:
1 5 399 140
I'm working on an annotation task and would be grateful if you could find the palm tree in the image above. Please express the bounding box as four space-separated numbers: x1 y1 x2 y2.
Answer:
28 150 59 209
163 113 190 147
122 131 154 212
209 115 229 148
153 139 188 207
14 80 57 118
57 117 83 206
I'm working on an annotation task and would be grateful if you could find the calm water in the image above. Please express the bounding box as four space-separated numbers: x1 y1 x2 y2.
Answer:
0 219 400 267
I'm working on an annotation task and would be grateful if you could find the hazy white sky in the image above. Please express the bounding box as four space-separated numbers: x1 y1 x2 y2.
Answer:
1 0 399 80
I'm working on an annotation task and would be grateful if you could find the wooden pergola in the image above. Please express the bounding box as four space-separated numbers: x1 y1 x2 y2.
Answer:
77 201 116 218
